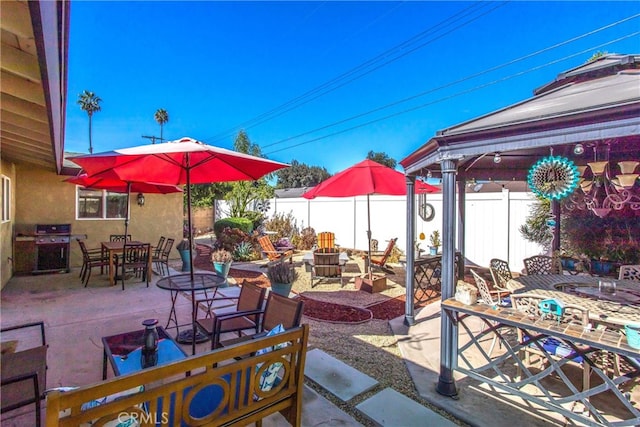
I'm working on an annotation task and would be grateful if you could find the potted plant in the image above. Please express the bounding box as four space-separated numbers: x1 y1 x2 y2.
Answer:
176 239 195 272
429 230 441 256
266 261 298 297
211 249 233 287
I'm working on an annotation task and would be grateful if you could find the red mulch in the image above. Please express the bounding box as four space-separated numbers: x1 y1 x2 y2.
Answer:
194 244 439 322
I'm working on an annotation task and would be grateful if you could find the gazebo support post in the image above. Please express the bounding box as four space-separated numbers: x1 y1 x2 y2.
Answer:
404 175 416 326
457 178 466 279
437 158 459 398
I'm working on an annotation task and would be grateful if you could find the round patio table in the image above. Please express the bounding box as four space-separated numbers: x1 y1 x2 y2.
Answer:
156 272 226 355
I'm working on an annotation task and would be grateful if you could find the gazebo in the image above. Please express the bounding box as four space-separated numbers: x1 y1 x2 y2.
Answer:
399 53 640 397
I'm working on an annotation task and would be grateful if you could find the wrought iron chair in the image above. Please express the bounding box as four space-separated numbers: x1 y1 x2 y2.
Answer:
115 243 151 290
151 236 165 262
257 235 293 265
1 321 47 427
523 255 562 275
214 292 304 350
619 264 640 281
152 238 174 276
109 234 132 242
510 293 591 392
311 248 344 287
489 258 513 301
316 231 337 250
77 239 111 287
196 280 267 350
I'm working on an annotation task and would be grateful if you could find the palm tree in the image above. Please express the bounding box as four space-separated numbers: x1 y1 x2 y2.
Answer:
154 108 169 143
77 90 102 153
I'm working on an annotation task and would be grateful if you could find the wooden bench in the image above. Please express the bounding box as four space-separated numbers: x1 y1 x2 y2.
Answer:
46 324 309 427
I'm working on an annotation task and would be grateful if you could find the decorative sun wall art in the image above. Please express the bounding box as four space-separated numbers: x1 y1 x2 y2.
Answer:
527 155 580 200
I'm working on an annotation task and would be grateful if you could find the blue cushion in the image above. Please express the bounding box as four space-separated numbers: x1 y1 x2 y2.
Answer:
524 336 583 363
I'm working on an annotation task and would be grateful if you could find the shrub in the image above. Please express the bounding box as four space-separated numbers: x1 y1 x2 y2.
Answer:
263 212 298 241
214 227 249 253
214 217 253 239
291 227 315 250
243 211 265 232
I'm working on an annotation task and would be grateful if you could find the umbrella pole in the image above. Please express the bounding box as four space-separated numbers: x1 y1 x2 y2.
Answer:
123 182 131 241
367 194 372 280
186 158 195 283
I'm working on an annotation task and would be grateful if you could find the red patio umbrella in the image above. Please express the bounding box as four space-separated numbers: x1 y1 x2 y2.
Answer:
302 159 439 275
69 137 289 279
64 174 183 239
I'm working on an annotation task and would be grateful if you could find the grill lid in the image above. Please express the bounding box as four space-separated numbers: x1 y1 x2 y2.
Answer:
35 224 71 235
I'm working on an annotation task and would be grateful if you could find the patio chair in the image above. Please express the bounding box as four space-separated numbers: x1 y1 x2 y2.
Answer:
196 281 267 350
151 236 165 262
619 264 640 281
257 235 293 265
316 231 337 250
489 258 513 301
215 292 304 350
152 237 174 276
365 238 397 273
510 293 591 392
523 255 562 275
77 239 111 287
114 243 151 290
109 234 132 242
311 248 344 287
1 321 47 427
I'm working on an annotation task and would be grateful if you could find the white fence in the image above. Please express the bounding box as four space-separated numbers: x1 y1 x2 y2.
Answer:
218 189 545 272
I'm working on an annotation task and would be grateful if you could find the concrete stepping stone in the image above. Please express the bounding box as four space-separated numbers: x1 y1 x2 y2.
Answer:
356 388 457 426
304 349 378 402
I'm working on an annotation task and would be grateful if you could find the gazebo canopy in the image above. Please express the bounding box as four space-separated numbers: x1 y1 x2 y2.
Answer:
400 54 640 181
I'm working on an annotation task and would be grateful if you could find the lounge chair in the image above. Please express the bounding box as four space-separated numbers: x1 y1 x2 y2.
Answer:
257 235 293 265
365 238 397 274
316 231 337 250
311 248 344 287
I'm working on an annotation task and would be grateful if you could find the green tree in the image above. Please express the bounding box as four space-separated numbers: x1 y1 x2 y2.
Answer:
77 90 101 153
275 160 330 188
367 150 396 169
224 130 274 217
154 108 169 143
519 197 553 251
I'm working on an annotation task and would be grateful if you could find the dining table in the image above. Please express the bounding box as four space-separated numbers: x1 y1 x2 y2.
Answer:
508 274 640 328
101 241 152 287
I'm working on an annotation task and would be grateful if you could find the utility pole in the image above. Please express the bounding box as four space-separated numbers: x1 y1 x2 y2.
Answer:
142 135 163 144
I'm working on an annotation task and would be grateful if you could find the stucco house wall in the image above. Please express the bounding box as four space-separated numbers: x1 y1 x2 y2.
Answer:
10 165 183 280
1 159 17 288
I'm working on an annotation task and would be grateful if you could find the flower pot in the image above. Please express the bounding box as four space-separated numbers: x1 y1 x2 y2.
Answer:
270 282 292 297
178 249 192 272
213 261 231 287
429 246 438 256
591 259 614 276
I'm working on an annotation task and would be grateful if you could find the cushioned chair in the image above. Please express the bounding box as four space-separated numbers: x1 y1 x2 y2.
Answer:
316 232 337 250
523 255 562 275
311 248 344 287
115 243 151 290
196 281 267 350
489 258 513 301
152 237 174 276
77 239 111 287
258 235 293 265
510 293 591 392
365 238 397 273
619 264 640 281
1 321 47 427
216 292 304 350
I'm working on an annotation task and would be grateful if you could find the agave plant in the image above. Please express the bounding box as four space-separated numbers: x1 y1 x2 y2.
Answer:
232 241 255 261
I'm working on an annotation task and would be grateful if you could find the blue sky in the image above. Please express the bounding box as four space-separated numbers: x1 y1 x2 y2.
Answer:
65 1 640 174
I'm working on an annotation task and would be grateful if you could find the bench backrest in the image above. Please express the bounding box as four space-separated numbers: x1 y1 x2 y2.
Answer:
46 325 309 427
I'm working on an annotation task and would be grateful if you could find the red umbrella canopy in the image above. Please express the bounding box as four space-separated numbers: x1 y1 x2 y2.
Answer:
302 159 439 199
65 174 183 194
69 137 288 185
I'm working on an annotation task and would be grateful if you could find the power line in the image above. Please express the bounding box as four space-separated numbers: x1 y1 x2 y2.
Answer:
262 13 640 149
142 135 164 144
204 1 501 143
265 31 640 156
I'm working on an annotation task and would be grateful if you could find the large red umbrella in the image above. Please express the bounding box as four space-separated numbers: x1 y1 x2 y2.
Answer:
64 174 183 239
69 137 289 279
302 159 439 275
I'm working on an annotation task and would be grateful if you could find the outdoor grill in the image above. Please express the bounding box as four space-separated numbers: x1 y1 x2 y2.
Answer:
34 224 71 274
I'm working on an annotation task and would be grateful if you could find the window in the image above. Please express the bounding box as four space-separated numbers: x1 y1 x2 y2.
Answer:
1 176 10 222
77 188 128 219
